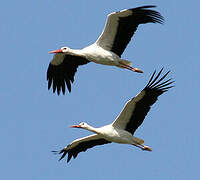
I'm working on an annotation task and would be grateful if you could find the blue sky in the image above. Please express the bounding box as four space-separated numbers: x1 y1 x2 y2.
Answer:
1 0 199 179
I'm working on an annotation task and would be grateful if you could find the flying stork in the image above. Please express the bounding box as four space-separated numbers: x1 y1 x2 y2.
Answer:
47 5 164 95
52 69 174 163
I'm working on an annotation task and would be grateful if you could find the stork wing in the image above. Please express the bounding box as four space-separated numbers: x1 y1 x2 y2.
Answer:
112 68 174 134
47 54 90 95
53 134 111 163
95 5 164 57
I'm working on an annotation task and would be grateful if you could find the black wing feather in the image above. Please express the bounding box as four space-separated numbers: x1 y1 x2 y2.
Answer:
125 69 174 134
111 6 164 57
47 55 90 95
53 138 111 163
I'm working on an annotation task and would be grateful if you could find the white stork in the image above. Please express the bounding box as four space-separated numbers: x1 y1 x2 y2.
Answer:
47 5 164 95
52 69 174 163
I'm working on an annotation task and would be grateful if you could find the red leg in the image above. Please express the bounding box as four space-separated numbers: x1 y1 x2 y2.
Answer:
118 61 143 73
132 144 152 151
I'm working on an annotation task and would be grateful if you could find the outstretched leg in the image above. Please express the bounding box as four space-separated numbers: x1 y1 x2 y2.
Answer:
132 144 152 151
118 61 143 73
141 145 152 151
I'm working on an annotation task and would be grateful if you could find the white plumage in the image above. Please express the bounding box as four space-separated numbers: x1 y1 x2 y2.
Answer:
47 5 164 95
53 69 174 163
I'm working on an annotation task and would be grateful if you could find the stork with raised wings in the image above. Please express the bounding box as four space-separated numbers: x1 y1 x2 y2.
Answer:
47 5 164 95
53 69 174 163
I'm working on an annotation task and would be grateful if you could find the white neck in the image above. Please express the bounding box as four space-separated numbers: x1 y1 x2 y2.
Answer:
67 48 84 57
83 124 100 134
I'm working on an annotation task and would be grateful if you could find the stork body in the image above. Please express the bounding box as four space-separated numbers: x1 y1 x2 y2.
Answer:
81 45 120 66
47 6 164 95
53 69 174 163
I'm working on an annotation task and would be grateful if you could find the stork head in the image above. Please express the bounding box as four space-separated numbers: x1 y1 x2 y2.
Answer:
49 46 69 54
70 122 88 129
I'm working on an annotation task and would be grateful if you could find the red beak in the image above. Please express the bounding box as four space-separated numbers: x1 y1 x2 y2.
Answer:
70 125 81 128
48 49 62 54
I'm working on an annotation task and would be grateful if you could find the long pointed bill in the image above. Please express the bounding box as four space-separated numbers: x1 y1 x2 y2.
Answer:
70 125 81 128
48 49 62 54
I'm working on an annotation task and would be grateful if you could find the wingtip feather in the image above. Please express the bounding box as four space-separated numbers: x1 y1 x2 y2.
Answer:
145 68 174 92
